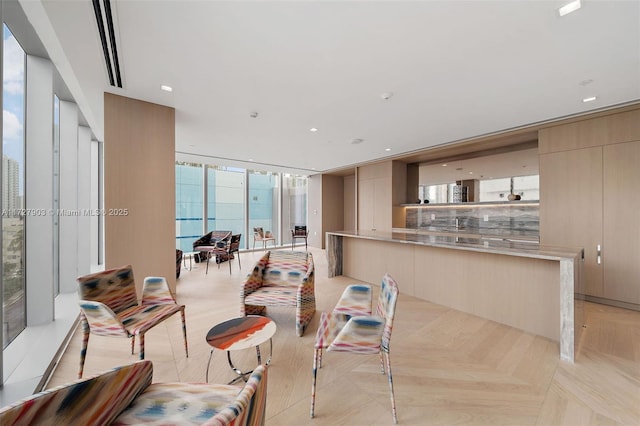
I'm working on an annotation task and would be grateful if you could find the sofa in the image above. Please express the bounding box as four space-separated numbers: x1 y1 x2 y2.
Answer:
193 230 233 262
241 250 315 336
0 361 268 426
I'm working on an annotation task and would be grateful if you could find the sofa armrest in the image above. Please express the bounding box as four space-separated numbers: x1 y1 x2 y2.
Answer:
0 361 153 425
297 253 315 293
241 252 270 295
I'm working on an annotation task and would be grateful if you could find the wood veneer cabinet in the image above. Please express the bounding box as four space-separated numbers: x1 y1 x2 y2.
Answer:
540 147 603 297
357 161 406 232
540 107 640 307
603 141 640 304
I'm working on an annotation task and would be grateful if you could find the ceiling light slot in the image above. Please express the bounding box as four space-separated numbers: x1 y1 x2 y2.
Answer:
92 0 123 88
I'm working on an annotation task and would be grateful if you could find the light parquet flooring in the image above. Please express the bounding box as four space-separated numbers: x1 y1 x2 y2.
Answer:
48 247 640 425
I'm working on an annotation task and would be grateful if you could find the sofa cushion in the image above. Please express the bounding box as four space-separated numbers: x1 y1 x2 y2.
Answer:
114 364 268 426
244 286 298 307
0 361 152 426
113 383 240 425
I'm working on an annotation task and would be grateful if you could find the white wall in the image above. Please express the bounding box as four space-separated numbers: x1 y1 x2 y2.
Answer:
76 126 91 277
25 55 54 325
58 100 78 293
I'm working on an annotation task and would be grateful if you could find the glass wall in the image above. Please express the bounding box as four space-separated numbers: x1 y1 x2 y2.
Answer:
2 23 25 347
207 166 245 246
248 171 278 247
282 174 308 245
176 162 307 251
175 162 203 252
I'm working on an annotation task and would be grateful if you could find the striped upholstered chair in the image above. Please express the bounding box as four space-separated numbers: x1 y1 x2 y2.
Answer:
0 361 268 426
241 250 315 336
310 273 399 424
76 265 188 378
114 364 268 425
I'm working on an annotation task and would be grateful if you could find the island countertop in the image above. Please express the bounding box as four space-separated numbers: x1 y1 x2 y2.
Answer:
326 230 584 363
329 229 582 262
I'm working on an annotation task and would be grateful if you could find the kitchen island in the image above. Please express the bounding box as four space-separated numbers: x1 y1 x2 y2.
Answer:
326 230 584 362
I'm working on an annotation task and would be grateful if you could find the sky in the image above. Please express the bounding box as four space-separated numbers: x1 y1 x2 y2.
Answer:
3 23 25 195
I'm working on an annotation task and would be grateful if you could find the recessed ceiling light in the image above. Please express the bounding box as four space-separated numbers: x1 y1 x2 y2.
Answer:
310 128 318 132
582 96 597 103
558 0 581 17
442 164 448 167
468 171 473 175
160 85 173 92
385 148 391 152
248 158 254 162
381 92 393 100
351 138 364 145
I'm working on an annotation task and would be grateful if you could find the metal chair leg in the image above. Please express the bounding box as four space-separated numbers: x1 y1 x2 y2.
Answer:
310 347 321 418
384 350 398 424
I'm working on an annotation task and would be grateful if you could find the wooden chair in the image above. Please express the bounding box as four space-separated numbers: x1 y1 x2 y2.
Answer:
76 265 188 378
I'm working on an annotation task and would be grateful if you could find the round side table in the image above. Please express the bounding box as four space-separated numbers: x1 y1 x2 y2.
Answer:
206 315 276 384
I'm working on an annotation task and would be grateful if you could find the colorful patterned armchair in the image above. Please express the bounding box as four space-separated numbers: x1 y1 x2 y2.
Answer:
311 273 399 424
0 361 268 426
76 265 188 378
241 251 315 336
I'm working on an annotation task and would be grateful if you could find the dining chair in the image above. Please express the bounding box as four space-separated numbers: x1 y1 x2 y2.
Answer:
291 225 309 250
208 233 242 274
310 273 399 424
253 227 276 250
76 265 188 378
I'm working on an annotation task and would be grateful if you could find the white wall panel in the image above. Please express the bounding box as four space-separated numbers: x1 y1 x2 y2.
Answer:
25 55 54 325
76 126 91 276
58 100 78 293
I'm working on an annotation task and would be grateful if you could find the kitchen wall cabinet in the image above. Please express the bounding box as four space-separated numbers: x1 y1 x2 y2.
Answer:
357 161 406 232
539 107 640 307
603 141 640 304
540 147 603 297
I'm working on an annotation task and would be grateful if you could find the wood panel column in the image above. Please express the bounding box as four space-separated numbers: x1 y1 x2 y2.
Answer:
104 93 176 293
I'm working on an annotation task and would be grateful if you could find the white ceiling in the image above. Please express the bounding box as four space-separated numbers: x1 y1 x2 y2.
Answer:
23 0 640 175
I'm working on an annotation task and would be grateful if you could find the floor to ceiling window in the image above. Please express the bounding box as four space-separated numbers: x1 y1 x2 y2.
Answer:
175 162 307 251
207 166 245 246
282 174 308 245
2 23 25 347
248 170 279 246
175 162 203 252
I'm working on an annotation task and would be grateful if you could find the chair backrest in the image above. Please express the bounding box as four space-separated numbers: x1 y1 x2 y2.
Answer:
77 265 138 314
142 277 176 305
264 251 311 286
293 225 307 236
253 227 265 238
229 234 241 253
203 365 268 426
0 361 153 426
375 273 399 352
